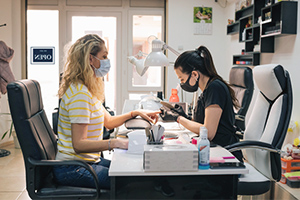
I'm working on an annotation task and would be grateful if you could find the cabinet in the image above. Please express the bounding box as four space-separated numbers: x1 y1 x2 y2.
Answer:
227 0 297 66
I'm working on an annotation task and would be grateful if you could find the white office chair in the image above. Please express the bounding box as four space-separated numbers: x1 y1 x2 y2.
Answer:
226 64 292 195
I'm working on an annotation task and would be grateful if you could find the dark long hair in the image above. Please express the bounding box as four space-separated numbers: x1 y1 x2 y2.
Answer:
174 45 239 109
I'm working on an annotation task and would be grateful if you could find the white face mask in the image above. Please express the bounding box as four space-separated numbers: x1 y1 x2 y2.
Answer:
92 55 111 77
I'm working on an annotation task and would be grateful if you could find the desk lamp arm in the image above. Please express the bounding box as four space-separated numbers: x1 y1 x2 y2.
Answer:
162 43 181 57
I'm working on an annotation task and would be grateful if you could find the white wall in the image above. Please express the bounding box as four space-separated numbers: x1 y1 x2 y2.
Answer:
166 0 232 104
0 0 22 144
167 0 300 125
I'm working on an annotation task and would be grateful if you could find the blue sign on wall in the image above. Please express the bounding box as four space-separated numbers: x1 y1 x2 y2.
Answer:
30 47 55 65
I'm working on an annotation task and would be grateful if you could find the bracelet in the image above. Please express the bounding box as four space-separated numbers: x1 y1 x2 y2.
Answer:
108 139 112 151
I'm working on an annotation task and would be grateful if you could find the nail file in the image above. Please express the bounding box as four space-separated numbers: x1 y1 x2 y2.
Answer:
160 101 174 109
145 127 151 138
158 126 165 141
153 125 159 142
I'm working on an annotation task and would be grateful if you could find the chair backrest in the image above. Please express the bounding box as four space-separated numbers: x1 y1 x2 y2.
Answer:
7 79 57 196
229 66 254 115
229 66 254 131
244 64 292 181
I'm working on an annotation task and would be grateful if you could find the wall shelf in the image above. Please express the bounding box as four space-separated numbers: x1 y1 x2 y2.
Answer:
233 52 260 66
235 5 254 21
261 1 297 38
227 0 297 65
227 22 239 35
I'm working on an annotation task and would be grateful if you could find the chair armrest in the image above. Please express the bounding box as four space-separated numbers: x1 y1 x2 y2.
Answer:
225 140 281 154
235 114 245 121
28 157 100 193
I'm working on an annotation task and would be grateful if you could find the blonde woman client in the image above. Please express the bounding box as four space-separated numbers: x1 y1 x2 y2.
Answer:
53 34 160 189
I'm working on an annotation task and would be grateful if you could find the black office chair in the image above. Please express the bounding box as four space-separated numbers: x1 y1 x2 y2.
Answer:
229 66 254 138
7 79 107 199
226 64 292 196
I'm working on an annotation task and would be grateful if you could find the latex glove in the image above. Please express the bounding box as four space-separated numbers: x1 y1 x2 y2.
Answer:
159 107 179 122
171 104 192 120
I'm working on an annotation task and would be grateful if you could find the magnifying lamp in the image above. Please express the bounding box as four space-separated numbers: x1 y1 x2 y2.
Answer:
128 51 148 76
144 39 169 68
128 36 180 76
128 56 147 76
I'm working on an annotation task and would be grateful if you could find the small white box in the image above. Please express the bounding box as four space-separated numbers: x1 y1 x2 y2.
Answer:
127 130 147 155
143 144 198 172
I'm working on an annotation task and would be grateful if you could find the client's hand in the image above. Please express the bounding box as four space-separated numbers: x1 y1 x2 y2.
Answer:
159 107 180 122
171 104 191 120
114 139 129 149
134 109 161 124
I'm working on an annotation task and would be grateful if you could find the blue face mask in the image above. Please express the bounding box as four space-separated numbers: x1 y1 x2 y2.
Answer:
92 55 111 77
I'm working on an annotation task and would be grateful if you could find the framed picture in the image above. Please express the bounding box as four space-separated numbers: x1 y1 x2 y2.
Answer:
193 7 213 35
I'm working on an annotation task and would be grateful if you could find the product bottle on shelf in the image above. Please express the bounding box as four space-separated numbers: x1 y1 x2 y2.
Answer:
242 29 246 41
198 126 210 170
169 88 179 102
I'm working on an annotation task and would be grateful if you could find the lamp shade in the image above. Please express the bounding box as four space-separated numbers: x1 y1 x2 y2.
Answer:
128 56 147 76
144 39 169 67
144 51 169 67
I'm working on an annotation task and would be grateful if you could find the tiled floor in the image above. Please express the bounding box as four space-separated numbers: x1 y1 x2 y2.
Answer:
0 142 29 200
1 141 300 200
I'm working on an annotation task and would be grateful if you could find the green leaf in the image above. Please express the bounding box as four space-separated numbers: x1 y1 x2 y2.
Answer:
9 122 13 138
1 130 9 140
1 122 13 140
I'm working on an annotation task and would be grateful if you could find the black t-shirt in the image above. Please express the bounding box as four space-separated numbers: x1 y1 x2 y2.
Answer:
194 78 243 161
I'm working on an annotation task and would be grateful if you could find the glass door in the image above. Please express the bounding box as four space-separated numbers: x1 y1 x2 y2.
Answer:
27 10 59 126
66 12 121 112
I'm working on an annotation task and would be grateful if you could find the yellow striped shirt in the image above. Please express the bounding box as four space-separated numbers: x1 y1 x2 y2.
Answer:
55 83 104 163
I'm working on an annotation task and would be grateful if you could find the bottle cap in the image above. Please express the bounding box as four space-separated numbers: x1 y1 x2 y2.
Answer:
200 126 208 136
192 138 197 145
171 88 177 94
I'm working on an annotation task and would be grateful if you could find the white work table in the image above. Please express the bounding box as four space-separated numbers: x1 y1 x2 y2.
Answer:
109 133 248 199
109 146 248 176
110 107 248 199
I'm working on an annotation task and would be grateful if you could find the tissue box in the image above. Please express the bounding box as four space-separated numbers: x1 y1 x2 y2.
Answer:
143 144 198 172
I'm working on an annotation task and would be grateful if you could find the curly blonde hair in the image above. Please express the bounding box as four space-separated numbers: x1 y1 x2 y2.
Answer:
58 34 105 101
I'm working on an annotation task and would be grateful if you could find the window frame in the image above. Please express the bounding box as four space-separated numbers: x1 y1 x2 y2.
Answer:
127 9 165 93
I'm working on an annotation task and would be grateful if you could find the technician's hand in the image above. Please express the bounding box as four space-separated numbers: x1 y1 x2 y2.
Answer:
171 104 192 120
159 107 180 122
134 109 161 124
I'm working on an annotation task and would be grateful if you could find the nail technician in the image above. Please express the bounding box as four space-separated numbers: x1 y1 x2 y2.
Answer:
160 45 243 162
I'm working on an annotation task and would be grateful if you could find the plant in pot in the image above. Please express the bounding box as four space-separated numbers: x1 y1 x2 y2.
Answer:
0 113 19 149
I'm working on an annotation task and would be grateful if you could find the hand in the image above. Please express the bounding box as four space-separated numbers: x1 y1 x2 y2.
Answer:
134 109 161 124
159 107 180 122
114 139 129 150
171 104 191 120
